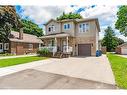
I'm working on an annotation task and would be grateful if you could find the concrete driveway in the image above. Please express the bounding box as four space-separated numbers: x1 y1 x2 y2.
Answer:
33 55 115 85
0 69 116 89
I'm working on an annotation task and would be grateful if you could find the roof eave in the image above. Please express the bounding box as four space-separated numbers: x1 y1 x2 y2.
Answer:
44 19 56 26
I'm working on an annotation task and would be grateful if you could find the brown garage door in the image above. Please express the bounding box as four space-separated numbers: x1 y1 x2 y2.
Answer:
78 44 91 56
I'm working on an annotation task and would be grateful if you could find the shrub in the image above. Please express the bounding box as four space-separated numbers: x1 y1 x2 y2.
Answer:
0 53 14 56
37 48 50 57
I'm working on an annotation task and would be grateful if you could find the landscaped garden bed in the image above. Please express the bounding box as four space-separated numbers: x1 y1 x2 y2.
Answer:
0 53 14 56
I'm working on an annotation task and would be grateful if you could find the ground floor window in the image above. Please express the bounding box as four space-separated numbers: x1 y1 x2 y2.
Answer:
28 44 33 50
39 43 43 48
48 40 55 47
4 43 9 50
0 43 3 50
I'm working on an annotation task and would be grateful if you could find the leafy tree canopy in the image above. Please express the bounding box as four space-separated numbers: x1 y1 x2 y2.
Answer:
115 5 127 36
0 6 21 42
101 26 118 52
16 19 43 37
57 12 83 20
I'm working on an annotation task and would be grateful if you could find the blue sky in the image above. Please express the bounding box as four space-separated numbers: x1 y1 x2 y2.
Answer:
15 5 127 41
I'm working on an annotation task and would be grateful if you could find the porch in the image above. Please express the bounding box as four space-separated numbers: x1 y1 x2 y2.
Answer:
39 33 74 57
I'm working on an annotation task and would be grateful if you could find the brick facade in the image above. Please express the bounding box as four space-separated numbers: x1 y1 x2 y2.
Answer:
75 37 96 56
115 47 121 54
10 41 39 55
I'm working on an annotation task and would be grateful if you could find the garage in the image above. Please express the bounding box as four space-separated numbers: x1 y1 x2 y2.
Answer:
78 44 91 56
121 48 127 55
116 43 127 55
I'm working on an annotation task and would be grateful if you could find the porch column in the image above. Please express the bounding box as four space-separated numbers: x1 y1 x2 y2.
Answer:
55 37 57 47
54 37 57 55
66 36 68 52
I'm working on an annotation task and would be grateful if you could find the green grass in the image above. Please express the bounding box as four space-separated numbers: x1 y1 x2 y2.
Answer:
0 56 48 68
107 53 127 89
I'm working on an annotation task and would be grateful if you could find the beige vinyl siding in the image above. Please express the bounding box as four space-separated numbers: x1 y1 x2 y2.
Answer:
61 21 75 37
46 21 61 35
75 21 96 37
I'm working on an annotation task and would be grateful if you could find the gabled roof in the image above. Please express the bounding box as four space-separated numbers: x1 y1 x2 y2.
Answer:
9 31 43 43
44 19 58 25
117 43 127 48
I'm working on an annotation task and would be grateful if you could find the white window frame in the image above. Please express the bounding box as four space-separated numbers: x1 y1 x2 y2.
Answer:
4 43 9 50
64 23 71 30
79 23 89 33
0 43 3 52
48 25 55 32
28 44 33 50
39 43 43 48
52 25 55 32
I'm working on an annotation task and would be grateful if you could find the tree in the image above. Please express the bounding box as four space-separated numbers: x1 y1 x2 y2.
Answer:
115 5 127 36
0 6 21 43
18 19 43 37
101 26 118 52
57 12 83 20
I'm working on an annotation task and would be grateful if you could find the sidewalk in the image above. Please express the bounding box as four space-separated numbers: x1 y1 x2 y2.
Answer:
0 54 37 60
117 54 127 58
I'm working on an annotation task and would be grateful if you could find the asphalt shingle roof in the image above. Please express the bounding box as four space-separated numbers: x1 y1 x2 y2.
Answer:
9 31 43 43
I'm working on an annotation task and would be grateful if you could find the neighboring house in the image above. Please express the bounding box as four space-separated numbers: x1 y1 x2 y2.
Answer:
0 29 43 55
116 43 127 55
40 18 100 56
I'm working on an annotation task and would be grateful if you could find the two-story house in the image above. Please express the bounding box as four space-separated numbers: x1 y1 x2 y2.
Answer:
40 18 100 56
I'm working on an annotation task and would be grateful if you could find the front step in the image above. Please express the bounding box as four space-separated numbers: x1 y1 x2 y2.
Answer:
53 52 71 58
53 52 63 58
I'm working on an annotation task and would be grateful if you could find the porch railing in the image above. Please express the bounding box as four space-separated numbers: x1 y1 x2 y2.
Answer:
63 46 73 53
39 46 73 56
39 46 57 56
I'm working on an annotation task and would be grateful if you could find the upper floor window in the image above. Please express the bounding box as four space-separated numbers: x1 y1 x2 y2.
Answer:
64 24 70 30
48 25 55 32
79 23 89 32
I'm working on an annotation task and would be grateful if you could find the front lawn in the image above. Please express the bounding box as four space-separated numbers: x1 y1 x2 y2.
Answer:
107 53 127 89
0 56 48 68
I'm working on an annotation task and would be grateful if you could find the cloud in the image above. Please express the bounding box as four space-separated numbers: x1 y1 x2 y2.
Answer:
18 6 66 25
80 5 118 27
79 5 121 40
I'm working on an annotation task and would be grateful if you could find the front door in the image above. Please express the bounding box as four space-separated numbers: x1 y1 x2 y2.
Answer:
16 43 24 55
